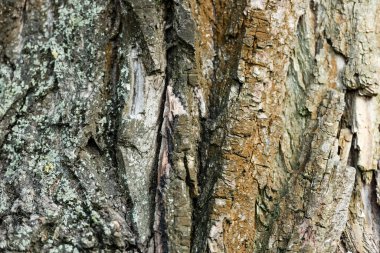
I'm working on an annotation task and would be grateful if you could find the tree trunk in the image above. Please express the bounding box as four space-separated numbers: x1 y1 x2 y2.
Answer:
0 0 379 252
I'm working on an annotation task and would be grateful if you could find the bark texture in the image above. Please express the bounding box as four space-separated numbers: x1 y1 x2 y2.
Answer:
0 0 379 252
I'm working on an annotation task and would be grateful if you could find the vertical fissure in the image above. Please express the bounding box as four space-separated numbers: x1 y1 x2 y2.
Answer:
150 0 174 252
191 0 248 251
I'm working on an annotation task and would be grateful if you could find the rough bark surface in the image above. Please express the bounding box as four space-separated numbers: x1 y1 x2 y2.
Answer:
0 0 379 252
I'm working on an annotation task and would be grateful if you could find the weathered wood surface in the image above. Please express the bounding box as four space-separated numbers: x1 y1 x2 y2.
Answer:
0 0 379 252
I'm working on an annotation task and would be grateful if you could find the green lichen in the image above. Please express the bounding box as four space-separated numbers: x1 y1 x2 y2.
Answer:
0 0 141 250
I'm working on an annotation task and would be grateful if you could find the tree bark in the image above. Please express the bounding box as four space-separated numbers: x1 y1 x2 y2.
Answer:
0 0 379 252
